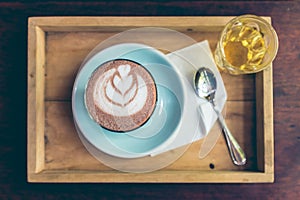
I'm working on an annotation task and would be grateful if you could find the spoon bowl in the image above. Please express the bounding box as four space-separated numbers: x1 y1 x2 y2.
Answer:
194 68 217 103
194 67 246 166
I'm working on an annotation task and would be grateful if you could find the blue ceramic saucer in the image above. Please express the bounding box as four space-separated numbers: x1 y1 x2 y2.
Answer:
72 43 186 158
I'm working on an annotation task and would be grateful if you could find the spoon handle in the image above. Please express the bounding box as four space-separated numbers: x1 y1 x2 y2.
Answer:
213 108 247 166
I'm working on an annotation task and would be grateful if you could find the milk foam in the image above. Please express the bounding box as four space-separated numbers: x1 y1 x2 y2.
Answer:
93 64 148 116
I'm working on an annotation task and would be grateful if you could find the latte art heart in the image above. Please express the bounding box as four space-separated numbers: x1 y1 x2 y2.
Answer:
97 65 147 116
106 65 138 107
85 60 157 132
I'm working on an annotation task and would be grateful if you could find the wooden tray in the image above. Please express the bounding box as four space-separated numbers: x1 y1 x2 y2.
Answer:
27 17 274 183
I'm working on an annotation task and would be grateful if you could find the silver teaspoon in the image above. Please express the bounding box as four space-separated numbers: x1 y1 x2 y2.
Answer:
193 67 246 166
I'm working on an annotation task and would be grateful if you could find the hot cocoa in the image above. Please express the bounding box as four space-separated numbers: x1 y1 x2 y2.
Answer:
85 59 157 132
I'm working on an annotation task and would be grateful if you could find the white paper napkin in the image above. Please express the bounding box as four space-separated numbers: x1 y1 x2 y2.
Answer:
151 40 227 156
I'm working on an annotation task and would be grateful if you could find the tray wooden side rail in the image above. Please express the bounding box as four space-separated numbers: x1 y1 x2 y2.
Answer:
27 17 274 183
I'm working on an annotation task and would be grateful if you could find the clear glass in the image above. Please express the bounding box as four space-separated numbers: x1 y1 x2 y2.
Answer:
214 15 278 75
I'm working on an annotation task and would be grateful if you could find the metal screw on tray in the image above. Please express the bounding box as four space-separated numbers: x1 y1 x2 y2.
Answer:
193 67 246 165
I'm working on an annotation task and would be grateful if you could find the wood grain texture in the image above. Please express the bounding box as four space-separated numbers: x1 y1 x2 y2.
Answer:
45 30 256 101
0 0 299 199
28 16 268 183
43 101 257 172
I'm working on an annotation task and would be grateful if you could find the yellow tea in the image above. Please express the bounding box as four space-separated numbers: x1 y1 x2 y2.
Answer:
223 25 266 71
214 15 278 75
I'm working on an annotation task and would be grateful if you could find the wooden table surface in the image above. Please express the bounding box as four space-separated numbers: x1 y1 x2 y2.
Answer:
0 0 299 199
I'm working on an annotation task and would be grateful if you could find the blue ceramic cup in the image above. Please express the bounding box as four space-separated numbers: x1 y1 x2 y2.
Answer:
72 43 186 158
